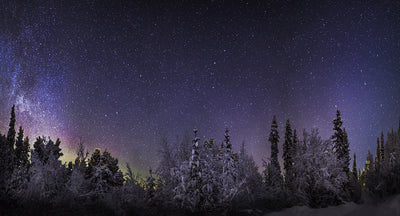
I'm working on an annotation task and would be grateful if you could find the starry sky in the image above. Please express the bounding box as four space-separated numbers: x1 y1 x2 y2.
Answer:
0 0 399 174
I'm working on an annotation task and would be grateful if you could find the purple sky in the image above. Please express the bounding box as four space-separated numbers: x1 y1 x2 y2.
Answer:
1 1 399 174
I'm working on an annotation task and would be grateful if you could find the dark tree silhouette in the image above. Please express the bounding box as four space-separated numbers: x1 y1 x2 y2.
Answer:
332 109 350 174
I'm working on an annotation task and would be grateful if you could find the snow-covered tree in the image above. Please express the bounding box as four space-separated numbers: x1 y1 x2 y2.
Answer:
67 141 89 196
173 129 204 211
173 129 224 212
219 128 241 207
236 141 263 204
85 148 124 196
9 128 30 199
26 137 68 202
293 129 346 207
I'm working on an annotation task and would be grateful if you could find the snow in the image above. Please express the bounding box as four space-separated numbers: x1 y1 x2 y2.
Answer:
266 195 400 216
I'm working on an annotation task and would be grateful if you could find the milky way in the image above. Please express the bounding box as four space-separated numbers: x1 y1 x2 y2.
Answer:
0 1 399 174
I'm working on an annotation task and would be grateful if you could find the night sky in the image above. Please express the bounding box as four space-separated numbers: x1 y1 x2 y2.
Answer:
1 1 399 174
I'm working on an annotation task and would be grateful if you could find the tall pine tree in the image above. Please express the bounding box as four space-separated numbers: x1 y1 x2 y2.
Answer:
352 153 357 179
380 132 384 163
0 133 8 193
265 115 282 187
15 127 30 168
292 129 299 181
1 105 17 191
350 152 361 202
219 128 239 206
7 105 16 170
10 127 31 196
332 109 350 174
269 116 280 171
375 137 380 171
22 137 30 167
343 128 350 173
190 129 201 179
7 105 16 153
283 119 295 188
293 129 298 147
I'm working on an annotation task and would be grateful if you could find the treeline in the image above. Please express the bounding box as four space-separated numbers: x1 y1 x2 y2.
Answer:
0 105 399 215
359 124 400 197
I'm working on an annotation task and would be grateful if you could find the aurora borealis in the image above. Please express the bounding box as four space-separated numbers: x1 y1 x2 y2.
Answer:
0 1 399 174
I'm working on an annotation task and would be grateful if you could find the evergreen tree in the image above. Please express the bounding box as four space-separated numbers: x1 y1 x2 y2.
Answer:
0 106 18 194
283 119 295 188
269 116 280 170
7 105 16 153
220 128 239 206
343 128 350 172
380 132 385 162
265 116 282 187
224 128 232 151
31 137 63 165
54 138 63 158
86 148 124 195
173 129 232 211
360 150 377 192
10 127 31 196
15 127 30 168
173 129 203 211
15 126 24 167
331 109 350 174
293 129 298 147
190 129 201 182
33 136 46 163
352 153 357 179
22 137 30 167
365 150 374 171
291 129 299 183
349 152 361 202
29 137 68 201
5 105 16 179
0 134 8 194
375 137 380 171
146 168 156 204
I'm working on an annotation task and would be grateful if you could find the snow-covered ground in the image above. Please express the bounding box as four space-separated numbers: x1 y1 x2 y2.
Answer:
266 195 400 216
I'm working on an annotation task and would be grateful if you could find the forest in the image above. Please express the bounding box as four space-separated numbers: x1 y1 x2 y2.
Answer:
1 105 400 215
